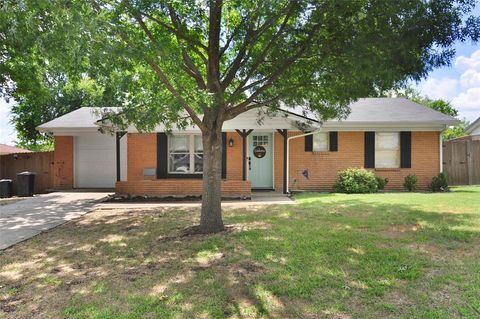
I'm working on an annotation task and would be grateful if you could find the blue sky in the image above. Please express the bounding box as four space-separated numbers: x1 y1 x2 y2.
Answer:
1 11 480 146
415 41 480 122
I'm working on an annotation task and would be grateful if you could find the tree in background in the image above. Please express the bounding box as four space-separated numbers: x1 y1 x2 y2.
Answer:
389 85 469 140
442 120 470 140
1 1 479 232
10 78 106 151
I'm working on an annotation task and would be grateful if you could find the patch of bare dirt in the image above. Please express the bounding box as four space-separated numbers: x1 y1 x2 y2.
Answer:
383 290 414 310
157 222 270 243
379 224 421 238
408 242 477 263
230 261 266 283
0 288 24 314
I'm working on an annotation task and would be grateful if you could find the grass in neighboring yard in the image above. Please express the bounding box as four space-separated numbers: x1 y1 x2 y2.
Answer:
1 186 480 318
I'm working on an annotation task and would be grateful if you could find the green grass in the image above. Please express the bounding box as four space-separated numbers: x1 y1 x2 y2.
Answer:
1 186 479 318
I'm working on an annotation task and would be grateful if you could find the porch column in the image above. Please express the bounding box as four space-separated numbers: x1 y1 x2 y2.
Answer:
235 129 253 181
116 132 126 182
277 129 288 194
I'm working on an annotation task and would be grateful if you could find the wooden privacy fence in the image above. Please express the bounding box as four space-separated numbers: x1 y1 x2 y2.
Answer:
0 151 54 194
443 139 480 185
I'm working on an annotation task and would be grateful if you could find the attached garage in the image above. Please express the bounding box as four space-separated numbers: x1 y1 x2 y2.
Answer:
37 107 127 189
74 133 116 188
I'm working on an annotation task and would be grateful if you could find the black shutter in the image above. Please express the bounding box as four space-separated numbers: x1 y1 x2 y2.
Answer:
329 132 338 152
364 132 375 168
400 131 412 168
157 133 168 178
222 132 227 179
305 134 313 152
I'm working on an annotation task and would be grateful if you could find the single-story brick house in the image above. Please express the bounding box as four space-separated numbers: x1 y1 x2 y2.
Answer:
37 98 458 197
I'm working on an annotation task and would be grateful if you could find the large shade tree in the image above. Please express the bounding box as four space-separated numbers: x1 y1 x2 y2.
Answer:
1 0 479 232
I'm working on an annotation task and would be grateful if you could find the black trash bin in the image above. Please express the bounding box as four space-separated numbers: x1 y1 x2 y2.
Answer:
16 171 36 197
0 179 13 198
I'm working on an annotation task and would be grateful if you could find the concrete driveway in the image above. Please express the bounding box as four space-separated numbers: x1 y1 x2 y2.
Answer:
0 192 111 250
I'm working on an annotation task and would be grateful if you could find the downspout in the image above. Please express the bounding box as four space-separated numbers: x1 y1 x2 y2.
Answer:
440 126 445 173
286 130 322 194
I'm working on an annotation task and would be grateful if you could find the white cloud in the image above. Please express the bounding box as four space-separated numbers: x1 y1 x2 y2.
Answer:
453 50 480 121
455 50 480 71
419 49 480 122
452 87 480 110
452 86 480 121
459 68 480 88
418 77 459 100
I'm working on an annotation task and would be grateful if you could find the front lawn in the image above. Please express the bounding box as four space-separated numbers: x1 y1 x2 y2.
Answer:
1 186 479 318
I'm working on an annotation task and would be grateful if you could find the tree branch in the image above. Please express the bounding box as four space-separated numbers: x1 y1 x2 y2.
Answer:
133 12 158 46
225 28 318 119
181 53 207 90
219 14 249 57
147 60 206 131
114 13 206 131
162 7 207 90
220 3 294 90
207 0 223 92
141 11 208 65
226 5 295 100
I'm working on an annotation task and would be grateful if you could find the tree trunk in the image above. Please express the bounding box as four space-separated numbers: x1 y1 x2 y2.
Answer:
199 123 224 233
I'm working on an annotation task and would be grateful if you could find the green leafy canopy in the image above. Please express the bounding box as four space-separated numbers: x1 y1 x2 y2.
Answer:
1 0 479 142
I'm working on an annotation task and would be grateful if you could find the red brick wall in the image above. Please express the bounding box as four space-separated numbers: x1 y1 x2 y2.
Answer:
116 179 251 198
120 132 250 197
127 133 157 181
284 131 440 191
226 132 243 180
374 131 440 189
53 136 73 189
120 130 440 195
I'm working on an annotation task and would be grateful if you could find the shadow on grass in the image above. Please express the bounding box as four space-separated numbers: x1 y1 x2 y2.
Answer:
1 191 480 318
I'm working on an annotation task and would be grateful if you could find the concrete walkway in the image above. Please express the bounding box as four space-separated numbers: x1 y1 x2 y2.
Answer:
96 192 295 209
0 192 111 250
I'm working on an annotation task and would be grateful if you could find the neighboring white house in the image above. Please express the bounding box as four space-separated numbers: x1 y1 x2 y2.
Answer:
465 117 480 140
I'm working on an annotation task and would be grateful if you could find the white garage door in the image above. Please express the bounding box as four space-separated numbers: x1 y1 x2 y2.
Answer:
75 134 116 188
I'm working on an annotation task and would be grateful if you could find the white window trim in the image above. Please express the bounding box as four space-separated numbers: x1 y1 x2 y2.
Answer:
168 134 203 174
375 132 400 169
312 132 329 152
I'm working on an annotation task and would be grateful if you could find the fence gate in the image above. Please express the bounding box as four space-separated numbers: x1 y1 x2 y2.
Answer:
443 140 480 185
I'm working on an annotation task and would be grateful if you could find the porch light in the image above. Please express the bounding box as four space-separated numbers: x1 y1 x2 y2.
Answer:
229 138 234 147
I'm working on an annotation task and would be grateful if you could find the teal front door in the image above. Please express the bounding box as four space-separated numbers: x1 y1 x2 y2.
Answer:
248 133 274 189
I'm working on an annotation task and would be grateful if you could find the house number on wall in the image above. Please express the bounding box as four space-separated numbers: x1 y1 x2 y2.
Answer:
253 146 266 158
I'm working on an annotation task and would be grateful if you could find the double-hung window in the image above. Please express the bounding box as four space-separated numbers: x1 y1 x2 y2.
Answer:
312 132 329 151
375 132 400 168
168 135 203 174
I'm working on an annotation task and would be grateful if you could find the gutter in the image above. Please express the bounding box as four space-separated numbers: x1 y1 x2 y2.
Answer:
440 125 447 173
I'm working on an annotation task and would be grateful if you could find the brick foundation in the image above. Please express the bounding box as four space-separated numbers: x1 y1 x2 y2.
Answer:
115 179 251 198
